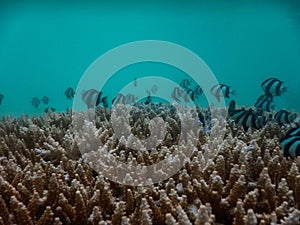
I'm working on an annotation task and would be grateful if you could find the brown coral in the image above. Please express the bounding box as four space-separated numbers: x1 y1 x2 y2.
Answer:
0 105 299 225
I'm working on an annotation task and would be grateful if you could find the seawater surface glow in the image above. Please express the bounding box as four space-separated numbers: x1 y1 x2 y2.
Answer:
0 0 299 116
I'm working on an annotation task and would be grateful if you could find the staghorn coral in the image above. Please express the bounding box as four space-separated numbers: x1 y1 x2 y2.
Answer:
0 105 299 224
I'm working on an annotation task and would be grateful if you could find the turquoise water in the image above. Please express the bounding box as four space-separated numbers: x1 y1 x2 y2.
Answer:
0 0 300 116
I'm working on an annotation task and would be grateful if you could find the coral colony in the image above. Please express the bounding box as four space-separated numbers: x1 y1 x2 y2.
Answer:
0 78 300 224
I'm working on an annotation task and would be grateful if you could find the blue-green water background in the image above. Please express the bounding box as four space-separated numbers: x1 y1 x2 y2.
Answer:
0 0 300 116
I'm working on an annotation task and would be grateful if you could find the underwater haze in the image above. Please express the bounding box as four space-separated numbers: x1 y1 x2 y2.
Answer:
0 0 300 116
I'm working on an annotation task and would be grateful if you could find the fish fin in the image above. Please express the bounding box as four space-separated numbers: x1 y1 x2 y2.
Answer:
282 86 287 93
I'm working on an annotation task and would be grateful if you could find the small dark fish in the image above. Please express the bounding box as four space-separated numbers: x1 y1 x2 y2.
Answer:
82 89 101 108
186 89 196 101
171 87 184 102
230 108 266 131
280 127 300 158
194 84 203 97
112 97 116 104
95 91 102 106
134 77 137 87
0 94 4 105
275 109 297 125
198 111 205 126
145 95 152 104
210 84 234 102
125 94 136 104
82 89 108 108
32 97 40 108
179 79 192 90
44 107 56 113
101 96 108 108
112 93 126 105
281 135 300 158
41 96 49 105
230 108 253 131
64 87 75 100
228 99 236 115
151 85 158 94
261 78 286 97
183 92 191 103
254 95 274 112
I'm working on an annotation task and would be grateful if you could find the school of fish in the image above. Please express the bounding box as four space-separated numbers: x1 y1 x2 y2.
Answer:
0 77 298 157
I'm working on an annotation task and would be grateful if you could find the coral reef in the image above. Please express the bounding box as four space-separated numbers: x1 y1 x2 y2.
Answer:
0 104 300 224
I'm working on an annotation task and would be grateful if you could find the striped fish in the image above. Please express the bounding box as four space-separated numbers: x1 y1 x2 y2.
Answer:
82 89 105 108
186 89 196 101
194 84 203 97
179 79 192 90
101 96 108 108
286 127 300 137
280 126 300 158
125 94 137 104
228 100 236 115
281 136 300 158
32 97 40 108
261 78 287 97
254 94 274 112
171 87 184 102
210 84 234 102
112 93 125 105
0 94 3 105
41 96 49 105
112 93 138 105
229 108 266 131
64 87 75 100
274 109 297 125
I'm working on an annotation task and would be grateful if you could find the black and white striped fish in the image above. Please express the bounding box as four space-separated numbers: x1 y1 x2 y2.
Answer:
275 110 297 125
41 96 49 105
229 108 266 131
125 94 137 104
186 89 196 101
82 89 107 108
0 94 4 105
254 94 274 112
228 99 236 115
286 127 300 137
179 79 192 90
194 84 203 97
112 93 138 105
64 87 75 100
82 89 100 108
261 78 287 97
145 95 152 104
280 126 300 158
171 87 184 102
210 84 234 102
112 93 125 105
101 96 108 108
32 97 40 108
